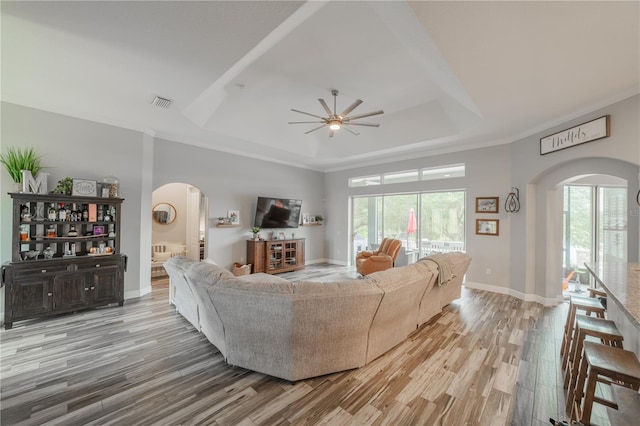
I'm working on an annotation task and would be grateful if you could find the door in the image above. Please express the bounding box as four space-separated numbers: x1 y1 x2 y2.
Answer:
91 265 122 305
12 275 54 319
53 273 89 311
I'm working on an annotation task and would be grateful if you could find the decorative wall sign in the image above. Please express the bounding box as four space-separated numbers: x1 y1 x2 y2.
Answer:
540 115 609 155
72 179 97 196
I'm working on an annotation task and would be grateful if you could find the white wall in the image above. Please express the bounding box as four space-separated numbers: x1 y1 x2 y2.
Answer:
324 144 513 287
152 183 188 245
152 138 326 268
509 94 640 304
325 94 640 304
1 102 147 311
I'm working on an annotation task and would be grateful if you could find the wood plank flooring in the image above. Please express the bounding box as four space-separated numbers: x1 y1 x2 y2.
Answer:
0 266 606 425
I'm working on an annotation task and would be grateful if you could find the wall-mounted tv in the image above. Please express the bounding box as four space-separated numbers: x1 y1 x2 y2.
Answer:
254 196 302 229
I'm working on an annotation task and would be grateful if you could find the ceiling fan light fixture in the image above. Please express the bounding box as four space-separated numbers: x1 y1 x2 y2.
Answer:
329 120 341 130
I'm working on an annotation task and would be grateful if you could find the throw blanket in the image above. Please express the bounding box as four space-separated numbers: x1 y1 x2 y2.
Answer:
421 253 456 286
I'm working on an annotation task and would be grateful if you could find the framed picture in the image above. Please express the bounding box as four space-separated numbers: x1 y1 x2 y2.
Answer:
302 213 310 224
309 216 316 224
476 219 499 236
72 179 98 197
228 210 240 225
93 225 105 236
476 197 499 213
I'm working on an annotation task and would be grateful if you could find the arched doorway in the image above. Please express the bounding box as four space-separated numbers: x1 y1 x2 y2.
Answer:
527 157 639 303
151 183 208 281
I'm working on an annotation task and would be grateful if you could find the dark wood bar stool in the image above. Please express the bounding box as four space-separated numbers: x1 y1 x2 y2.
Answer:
563 314 624 414
606 384 640 425
560 296 606 371
569 341 640 426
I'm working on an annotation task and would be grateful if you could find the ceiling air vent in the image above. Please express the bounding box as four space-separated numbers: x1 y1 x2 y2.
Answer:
151 96 172 109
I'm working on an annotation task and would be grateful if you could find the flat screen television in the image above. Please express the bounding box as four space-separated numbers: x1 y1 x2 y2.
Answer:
254 196 302 229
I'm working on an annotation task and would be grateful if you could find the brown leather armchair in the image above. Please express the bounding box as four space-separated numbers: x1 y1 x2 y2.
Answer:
355 238 402 276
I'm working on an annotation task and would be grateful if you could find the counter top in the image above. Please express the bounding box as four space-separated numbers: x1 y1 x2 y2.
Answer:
585 261 640 329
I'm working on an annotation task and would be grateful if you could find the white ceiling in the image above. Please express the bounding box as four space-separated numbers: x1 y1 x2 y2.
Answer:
2 1 639 171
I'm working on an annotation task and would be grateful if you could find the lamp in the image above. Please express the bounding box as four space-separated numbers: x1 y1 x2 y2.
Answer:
329 120 341 130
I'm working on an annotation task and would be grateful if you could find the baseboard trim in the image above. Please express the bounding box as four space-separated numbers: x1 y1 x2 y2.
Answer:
307 258 348 266
464 281 559 306
125 285 152 300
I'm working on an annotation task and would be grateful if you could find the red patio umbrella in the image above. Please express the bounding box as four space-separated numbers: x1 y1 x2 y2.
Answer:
407 208 417 248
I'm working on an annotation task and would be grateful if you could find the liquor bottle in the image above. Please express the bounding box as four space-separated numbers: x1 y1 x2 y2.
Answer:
82 205 89 222
57 203 67 222
65 204 71 221
71 203 78 222
48 203 57 220
67 225 78 237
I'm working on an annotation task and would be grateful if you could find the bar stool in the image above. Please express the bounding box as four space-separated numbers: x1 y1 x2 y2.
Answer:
564 314 624 414
569 341 640 426
607 384 640 425
560 296 606 370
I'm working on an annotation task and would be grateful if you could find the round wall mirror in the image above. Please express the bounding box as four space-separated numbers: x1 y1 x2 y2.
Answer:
152 203 177 225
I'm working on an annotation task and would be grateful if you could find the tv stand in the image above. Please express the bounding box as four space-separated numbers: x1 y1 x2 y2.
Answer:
247 238 305 274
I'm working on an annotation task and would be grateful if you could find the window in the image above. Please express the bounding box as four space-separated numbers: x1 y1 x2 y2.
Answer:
421 164 465 181
348 164 465 188
382 170 418 185
349 175 381 187
350 190 465 265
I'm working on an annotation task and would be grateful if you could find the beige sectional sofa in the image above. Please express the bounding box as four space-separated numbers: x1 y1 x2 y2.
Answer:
164 252 471 382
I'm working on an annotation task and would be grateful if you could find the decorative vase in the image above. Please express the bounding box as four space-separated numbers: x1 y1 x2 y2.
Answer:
13 182 22 193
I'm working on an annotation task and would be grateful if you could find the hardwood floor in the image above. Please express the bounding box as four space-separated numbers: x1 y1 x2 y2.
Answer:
0 266 609 425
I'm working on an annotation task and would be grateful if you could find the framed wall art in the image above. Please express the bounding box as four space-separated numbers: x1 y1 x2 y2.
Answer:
228 210 240 225
475 197 499 213
476 219 499 236
540 115 609 155
72 179 97 197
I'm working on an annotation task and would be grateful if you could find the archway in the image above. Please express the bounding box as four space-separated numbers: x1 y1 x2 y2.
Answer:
527 157 639 304
151 182 208 281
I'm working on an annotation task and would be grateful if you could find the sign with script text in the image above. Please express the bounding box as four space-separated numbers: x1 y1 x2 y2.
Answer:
540 115 609 155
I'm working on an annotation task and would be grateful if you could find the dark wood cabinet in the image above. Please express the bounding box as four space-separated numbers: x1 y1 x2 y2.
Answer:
247 238 304 274
2 193 126 329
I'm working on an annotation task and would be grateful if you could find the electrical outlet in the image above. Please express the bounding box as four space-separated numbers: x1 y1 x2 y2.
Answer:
337 249 341 255
486 267 492 275
240 256 245 263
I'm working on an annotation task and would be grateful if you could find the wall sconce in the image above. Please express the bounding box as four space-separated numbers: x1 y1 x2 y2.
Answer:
505 187 520 213
636 189 640 206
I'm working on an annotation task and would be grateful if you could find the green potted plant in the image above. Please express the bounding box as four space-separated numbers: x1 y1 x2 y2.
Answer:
252 226 261 240
0 147 43 192
51 177 73 195
315 215 324 224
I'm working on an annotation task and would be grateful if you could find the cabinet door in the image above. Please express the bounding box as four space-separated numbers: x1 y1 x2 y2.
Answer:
11 276 54 320
90 265 121 306
53 273 90 311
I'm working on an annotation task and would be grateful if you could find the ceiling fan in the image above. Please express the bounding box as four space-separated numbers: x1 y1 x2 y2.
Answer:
288 89 384 137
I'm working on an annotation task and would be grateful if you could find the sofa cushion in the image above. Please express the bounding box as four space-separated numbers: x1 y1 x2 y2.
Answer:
293 279 378 295
217 276 294 294
187 261 235 284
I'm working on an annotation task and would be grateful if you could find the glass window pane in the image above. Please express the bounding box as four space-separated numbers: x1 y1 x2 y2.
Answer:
351 196 382 264
420 191 465 256
421 164 465 181
349 175 381 187
383 194 419 265
382 170 418 185
598 186 626 262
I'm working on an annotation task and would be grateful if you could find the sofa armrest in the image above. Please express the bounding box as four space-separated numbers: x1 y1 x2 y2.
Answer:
369 254 392 263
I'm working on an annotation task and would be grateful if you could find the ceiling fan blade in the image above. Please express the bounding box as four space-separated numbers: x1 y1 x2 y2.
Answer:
288 121 325 124
304 124 327 134
291 109 325 120
344 122 380 127
346 110 384 121
339 99 363 117
318 98 333 116
342 125 360 136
